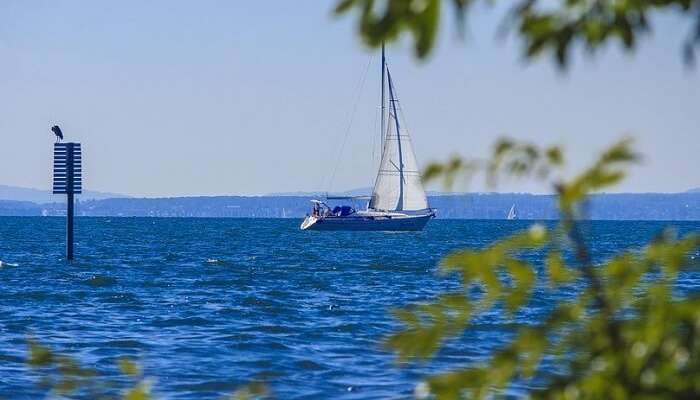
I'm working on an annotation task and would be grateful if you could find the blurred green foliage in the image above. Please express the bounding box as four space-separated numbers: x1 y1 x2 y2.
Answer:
25 339 268 399
334 0 700 66
386 140 700 399
335 10 700 396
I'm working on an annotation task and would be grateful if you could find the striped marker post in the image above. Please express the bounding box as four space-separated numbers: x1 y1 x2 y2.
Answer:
53 142 82 260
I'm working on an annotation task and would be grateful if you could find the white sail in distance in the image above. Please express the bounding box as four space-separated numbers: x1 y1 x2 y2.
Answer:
369 67 428 212
507 204 517 220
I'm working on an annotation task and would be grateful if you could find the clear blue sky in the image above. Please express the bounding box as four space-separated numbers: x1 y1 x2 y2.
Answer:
1 1 698 196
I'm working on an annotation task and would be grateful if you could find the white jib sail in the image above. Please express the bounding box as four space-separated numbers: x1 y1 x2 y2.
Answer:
369 69 428 212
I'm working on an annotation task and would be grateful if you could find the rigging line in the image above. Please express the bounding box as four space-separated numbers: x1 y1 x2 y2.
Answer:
388 72 410 139
390 74 418 165
371 103 379 168
325 54 374 193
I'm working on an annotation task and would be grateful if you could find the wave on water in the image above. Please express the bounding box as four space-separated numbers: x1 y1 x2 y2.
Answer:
0 260 19 267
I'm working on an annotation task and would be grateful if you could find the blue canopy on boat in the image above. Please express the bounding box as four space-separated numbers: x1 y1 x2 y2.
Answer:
331 206 354 216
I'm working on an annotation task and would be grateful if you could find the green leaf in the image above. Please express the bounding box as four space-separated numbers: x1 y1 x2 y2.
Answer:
516 328 546 378
119 358 140 376
333 0 355 14
386 293 472 360
413 0 441 58
503 258 535 314
230 381 268 400
545 145 564 166
422 162 445 183
546 250 575 286
123 381 152 400
27 339 53 367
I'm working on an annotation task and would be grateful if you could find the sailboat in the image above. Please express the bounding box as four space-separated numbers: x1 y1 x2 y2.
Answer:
507 203 518 220
300 45 435 231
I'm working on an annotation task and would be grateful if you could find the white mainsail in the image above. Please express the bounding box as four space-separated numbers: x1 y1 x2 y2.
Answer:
369 67 428 212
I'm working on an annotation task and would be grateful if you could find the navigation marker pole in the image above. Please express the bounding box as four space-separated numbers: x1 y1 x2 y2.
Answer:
52 140 82 260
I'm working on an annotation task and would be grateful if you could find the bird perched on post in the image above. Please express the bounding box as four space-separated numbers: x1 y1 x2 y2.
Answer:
51 125 64 142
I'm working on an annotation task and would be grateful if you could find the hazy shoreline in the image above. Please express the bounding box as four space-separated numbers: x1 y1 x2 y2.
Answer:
2 192 698 220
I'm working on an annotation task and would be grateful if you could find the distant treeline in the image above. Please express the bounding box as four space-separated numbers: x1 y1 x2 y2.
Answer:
1 193 698 220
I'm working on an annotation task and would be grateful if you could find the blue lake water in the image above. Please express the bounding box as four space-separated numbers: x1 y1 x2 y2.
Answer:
0 217 698 399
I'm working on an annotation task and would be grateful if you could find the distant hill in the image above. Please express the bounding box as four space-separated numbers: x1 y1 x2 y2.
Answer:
269 187 461 197
1 192 697 220
267 187 372 197
0 185 129 204
0 200 43 216
687 187 700 193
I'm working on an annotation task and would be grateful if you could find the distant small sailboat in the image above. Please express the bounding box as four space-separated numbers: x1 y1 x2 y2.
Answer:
301 45 435 231
507 203 518 220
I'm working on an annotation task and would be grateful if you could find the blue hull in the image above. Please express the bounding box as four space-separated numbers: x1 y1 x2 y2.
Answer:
302 213 433 231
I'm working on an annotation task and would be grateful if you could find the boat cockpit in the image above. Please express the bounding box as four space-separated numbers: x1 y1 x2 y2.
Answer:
310 200 356 218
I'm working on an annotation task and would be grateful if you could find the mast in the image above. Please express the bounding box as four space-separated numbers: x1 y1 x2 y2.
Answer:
380 43 386 152
387 70 404 210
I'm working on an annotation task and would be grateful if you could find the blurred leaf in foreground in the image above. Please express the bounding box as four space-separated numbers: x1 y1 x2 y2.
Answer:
25 341 269 399
335 0 700 67
386 139 700 399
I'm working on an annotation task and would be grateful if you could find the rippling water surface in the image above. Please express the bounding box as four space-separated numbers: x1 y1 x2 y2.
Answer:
0 217 698 399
